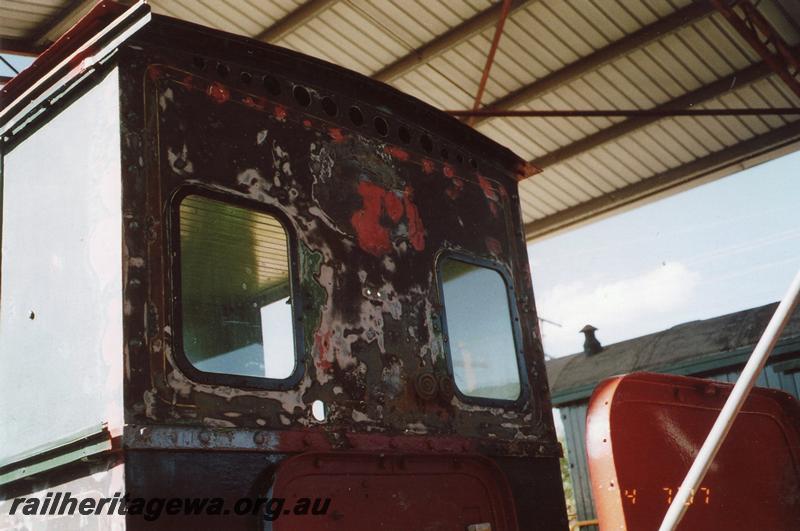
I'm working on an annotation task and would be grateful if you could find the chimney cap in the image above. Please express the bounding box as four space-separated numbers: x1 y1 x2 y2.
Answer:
581 325 603 356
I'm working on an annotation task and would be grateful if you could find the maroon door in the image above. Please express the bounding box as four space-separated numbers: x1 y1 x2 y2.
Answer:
271 452 518 530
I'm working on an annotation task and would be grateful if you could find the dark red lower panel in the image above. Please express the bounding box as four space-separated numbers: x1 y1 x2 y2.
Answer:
272 452 518 531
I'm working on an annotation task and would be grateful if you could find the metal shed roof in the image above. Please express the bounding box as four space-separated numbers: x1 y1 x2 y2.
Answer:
545 301 800 404
2 0 799 241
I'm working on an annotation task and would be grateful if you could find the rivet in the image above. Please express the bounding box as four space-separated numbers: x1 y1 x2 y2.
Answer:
414 372 438 401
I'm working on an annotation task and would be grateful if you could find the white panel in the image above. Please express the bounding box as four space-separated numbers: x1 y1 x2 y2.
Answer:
0 69 124 461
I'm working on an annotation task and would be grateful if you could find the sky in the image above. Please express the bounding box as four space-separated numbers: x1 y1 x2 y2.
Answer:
0 53 33 78
528 150 800 358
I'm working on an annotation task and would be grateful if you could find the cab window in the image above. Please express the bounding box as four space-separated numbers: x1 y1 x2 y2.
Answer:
178 194 296 381
439 256 522 401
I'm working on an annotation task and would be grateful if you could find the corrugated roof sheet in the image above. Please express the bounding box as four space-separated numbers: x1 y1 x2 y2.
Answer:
2 0 799 240
545 302 800 403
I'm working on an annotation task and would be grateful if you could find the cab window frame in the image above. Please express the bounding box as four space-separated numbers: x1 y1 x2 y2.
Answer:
168 184 305 391
435 251 530 408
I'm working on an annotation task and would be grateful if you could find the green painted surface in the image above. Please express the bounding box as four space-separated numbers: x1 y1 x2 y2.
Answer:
0 424 111 486
300 242 327 352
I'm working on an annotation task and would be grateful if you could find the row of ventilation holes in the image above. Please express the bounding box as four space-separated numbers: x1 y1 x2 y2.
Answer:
194 57 479 170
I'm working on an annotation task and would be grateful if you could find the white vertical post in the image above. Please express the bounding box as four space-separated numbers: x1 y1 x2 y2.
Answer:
658 267 800 531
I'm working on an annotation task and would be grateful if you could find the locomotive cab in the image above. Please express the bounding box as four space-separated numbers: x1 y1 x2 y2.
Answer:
0 3 567 529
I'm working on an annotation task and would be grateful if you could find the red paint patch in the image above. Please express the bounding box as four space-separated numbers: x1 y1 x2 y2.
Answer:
403 186 425 252
328 128 346 143
147 66 162 81
421 159 435 174
442 164 463 199
384 145 410 161
206 82 229 104
445 177 464 200
351 182 426 255
180 74 194 90
242 96 265 111
485 237 502 257
273 105 288 122
351 181 392 256
477 175 499 201
314 330 334 372
478 175 500 217
303 119 313 128
384 192 404 223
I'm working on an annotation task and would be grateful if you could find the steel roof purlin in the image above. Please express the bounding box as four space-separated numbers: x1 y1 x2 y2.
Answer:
372 0 531 83
255 0 339 43
469 1 716 127
524 119 800 239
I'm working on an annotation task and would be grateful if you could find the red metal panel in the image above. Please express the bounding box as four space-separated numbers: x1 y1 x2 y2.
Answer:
586 372 800 530
271 452 518 530
1 1 131 110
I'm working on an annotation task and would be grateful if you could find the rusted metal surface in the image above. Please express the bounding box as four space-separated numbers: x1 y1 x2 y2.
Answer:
116 12 565 530
124 60 546 441
586 372 800 530
123 424 558 457
118 14 555 445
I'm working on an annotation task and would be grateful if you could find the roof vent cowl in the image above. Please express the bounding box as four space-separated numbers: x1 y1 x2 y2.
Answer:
581 325 603 356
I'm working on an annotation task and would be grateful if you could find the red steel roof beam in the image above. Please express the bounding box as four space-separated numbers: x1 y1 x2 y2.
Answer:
711 0 800 100
469 0 513 126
